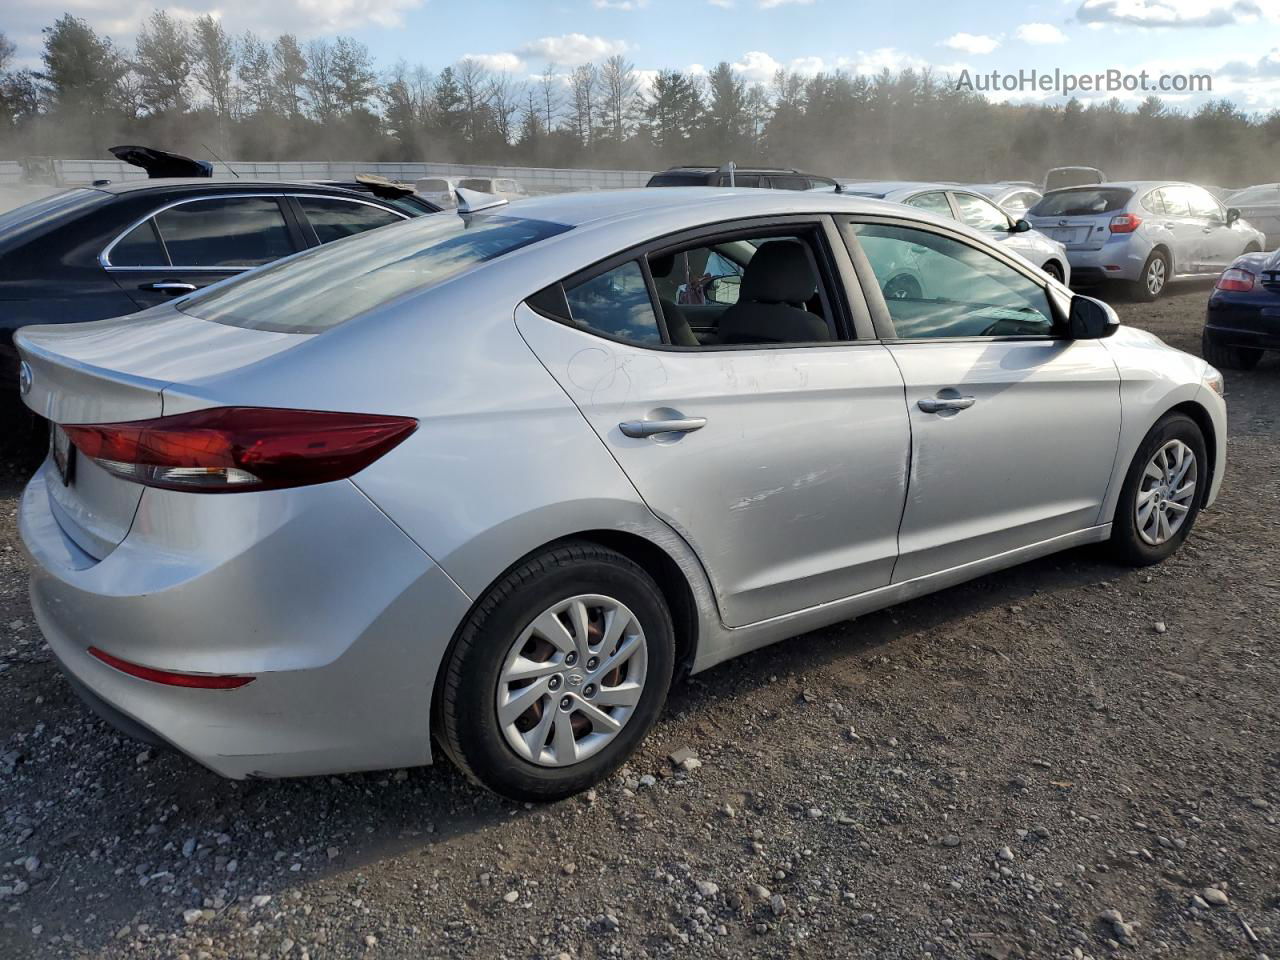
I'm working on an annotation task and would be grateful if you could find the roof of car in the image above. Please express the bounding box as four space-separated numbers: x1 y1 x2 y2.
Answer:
86 178 393 196
840 181 957 197
659 166 806 174
1041 181 1173 194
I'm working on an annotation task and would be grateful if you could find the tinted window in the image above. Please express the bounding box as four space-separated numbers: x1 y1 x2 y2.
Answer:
647 173 710 186
564 261 661 344
297 197 404 244
1029 188 1133 217
108 219 167 267
182 214 570 333
952 193 1010 232
769 176 809 191
716 174 761 187
456 178 493 192
154 197 294 267
0 188 107 240
850 221 1054 339
905 192 952 217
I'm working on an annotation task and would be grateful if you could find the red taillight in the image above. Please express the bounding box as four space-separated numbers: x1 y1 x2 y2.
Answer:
1216 267 1254 292
1109 213 1143 233
62 407 417 493
89 646 254 689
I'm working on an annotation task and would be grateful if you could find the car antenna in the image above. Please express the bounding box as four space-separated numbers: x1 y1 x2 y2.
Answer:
202 143 240 178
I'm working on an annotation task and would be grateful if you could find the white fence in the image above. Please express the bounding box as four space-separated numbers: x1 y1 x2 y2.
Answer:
0 159 655 191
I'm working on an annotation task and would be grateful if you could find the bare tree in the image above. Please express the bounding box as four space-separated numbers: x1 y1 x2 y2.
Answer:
456 57 492 145
490 72 522 145
305 38 337 121
271 35 308 119
191 15 234 119
598 54 639 143
570 63 597 146
237 31 273 116
538 62 561 132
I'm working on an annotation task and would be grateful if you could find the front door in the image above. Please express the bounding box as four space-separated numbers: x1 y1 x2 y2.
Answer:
845 217 1122 582
516 220 911 627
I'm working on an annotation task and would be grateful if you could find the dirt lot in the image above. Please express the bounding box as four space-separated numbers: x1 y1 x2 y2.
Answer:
1 282 1276 960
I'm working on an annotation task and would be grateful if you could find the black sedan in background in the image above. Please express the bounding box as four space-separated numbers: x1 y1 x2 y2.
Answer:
0 176 439 390
1204 249 1280 370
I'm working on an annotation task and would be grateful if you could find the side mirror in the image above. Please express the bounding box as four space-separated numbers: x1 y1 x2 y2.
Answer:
1068 294 1120 339
1012 218 1033 233
1226 207 1241 226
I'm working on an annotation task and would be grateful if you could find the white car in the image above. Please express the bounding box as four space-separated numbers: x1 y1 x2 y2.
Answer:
1224 183 1280 251
414 177 456 208
840 181 1070 284
966 182 1043 219
456 177 528 200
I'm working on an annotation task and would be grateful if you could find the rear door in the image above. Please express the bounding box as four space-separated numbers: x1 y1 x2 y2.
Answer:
1156 186 1205 273
104 195 302 310
1186 185 1241 272
843 215 1121 581
516 216 911 627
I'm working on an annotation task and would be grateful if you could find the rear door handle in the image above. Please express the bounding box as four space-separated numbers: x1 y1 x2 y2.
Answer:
141 281 197 294
619 417 707 438
917 396 975 414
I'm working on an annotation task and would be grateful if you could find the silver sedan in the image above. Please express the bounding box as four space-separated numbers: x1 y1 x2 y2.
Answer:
839 181 1070 284
17 188 1226 800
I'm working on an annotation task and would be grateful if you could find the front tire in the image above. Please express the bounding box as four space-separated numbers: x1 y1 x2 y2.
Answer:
435 542 674 801
1042 260 1064 283
1110 413 1207 566
1202 331 1262 371
1129 250 1169 302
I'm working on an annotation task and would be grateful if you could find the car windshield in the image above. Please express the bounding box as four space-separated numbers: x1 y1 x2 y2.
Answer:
1030 188 1133 217
181 214 571 334
456 179 492 192
0 187 107 239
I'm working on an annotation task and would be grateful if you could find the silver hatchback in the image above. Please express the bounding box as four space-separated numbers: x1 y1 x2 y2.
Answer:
17 189 1227 800
1027 181 1267 300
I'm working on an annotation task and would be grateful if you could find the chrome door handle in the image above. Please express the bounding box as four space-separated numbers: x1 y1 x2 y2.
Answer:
141 281 197 294
917 396 975 414
619 417 707 438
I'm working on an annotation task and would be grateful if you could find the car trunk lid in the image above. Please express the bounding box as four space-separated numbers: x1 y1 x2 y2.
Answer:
1027 214 1113 250
17 308 306 559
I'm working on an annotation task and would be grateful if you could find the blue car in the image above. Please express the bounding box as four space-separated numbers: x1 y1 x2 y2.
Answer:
1203 250 1280 370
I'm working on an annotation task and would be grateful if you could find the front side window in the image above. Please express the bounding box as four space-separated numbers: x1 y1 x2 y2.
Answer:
1184 186 1223 221
952 193 1010 233
849 221 1054 339
182 214 570 333
296 197 404 244
564 261 662 344
905 192 952 217
153 196 295 267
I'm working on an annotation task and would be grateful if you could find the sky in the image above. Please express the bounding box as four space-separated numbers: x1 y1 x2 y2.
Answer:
5 0 1280 112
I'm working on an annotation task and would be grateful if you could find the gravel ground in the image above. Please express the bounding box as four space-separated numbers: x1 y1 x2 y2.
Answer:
1 281 1277 960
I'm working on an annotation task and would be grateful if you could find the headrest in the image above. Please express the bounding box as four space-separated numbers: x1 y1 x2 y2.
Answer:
649 252 676 278
740 241 818 304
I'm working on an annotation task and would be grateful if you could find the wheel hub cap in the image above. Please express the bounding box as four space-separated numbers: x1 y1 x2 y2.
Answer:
495 594 648 768
1136 439 1197 546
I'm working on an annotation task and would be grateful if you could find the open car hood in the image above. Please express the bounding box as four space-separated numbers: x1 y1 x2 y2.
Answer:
109 145 213 179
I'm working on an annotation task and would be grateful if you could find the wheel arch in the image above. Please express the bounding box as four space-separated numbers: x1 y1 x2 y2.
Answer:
1165 399 1218 504
1149 242 1173 274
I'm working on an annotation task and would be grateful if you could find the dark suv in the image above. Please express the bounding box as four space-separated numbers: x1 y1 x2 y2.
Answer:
646 166 837 190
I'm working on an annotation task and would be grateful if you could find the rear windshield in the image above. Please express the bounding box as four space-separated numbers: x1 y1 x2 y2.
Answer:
456 178 492 192
180 214 571 333
1030 188 1133 217
0 187 107 238
647 173 710 187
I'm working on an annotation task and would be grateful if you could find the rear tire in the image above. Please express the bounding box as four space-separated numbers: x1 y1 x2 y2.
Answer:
1042 260 1064 283
1202 331 1262 371
1110 413 1207 566
1129 250 1169 302
435 542 674 802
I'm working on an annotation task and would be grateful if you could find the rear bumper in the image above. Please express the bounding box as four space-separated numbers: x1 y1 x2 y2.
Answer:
1205 296 1280 351
1065 242 1150 284
19 461 472 778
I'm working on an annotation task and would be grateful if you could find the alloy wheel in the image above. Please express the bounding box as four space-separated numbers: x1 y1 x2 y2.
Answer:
1135 439 1197 546
495 594 648 767
1146 256 1167 296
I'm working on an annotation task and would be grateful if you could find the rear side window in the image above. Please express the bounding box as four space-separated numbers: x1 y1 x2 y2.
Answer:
769 176 809 191
182 214 571 333
905 192 952 217
646 173 709 186
1030 188 1133 217
296 197 404 244
109 219 167 266
564 261 662 344
154 196 295 267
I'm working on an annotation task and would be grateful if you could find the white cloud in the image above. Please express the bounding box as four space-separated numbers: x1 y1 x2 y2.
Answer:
463 52 525 73
759 0 813 7
2 0 425 63
788 55 826 76
592 0 648 8
942 32 1001 54
707 0 734 6
1076 0 1280 28
732 50 782 82
1016 22 1069 43
518 33 629 66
